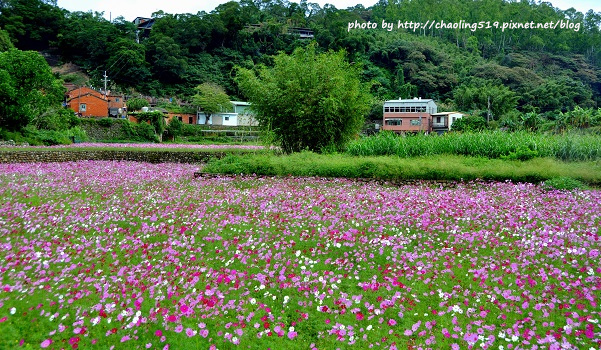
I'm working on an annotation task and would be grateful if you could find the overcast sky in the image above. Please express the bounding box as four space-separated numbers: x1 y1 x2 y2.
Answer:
56 0 600 21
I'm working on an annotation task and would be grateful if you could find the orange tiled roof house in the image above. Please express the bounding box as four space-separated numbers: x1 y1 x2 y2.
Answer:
65 86 125 118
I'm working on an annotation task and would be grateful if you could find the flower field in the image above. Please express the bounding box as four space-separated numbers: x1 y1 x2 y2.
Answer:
27 143 265 150
0 161 599 349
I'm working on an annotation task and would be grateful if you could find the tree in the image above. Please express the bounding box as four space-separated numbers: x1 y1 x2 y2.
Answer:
0 0 66 51
0 49 64 131
237 44 371 153
135 111 165 142
450 116 487 132
0 29 13 51
453 84 519 121
165 116 183 141
126 97 150 112
192 82 230 125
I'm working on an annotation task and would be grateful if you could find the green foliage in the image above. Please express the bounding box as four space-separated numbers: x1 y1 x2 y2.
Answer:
451 116 487 132
145 33 188 84
106 38 150 86
126 98 150 112
0 0 65 51
191 82 231 125
96 118 115 127
203 153 601 186
34 108 79 131
165 117 184 141
156 101 196 114
61 72 88 86
64 126 88 142
542 177 588 191
0 49 65 131
2 124 88 146
453 84 519 120
3 0 601 121
131 121 159 143
236 44 371 153
500 145 539 161
0 29 14 52
30 128 72 145
346 131 601 161
57 11 125 70
78 117 158 143
135 111 166 141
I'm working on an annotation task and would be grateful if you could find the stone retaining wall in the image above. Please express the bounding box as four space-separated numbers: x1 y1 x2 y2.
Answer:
0 150 228 164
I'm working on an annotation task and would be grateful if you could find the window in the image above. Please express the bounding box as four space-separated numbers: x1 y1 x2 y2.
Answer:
436 117 442 123
385 119 402 126
452 117 457 122
225 116 230 121
384 107 390 113
189 117 193 124
394 107 400 112
177 116 182 122
410 107 416 112
115 98 120 102
410 120 422 126
80 103 86 112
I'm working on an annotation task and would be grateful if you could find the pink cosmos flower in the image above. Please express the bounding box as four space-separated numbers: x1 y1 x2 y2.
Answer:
40 339 52 348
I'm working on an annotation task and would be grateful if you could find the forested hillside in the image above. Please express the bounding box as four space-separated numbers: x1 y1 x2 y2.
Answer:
1 0 601 123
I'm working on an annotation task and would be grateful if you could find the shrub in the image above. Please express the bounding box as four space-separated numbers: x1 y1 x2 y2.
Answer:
165 117 183 141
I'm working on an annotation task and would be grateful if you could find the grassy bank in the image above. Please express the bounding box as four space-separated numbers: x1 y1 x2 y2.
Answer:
346 131 601 161
203 152 601 186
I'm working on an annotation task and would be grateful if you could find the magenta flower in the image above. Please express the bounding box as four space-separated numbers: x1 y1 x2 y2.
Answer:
40 339 52 348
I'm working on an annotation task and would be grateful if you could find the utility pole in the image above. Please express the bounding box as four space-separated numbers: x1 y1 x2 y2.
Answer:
487 95 491 123
103 71 109 97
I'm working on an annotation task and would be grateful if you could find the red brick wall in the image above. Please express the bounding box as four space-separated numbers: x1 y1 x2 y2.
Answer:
108 95 125 110
166 113 197 125
68 95 108 117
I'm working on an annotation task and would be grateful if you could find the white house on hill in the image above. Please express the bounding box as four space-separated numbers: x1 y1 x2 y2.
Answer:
197 101 258 126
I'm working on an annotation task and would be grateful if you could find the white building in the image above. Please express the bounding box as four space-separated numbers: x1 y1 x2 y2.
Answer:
431 112 464 134
197 101 258 126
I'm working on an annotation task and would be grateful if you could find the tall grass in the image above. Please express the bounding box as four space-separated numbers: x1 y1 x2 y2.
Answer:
346 131 601 161
203 152 601 186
